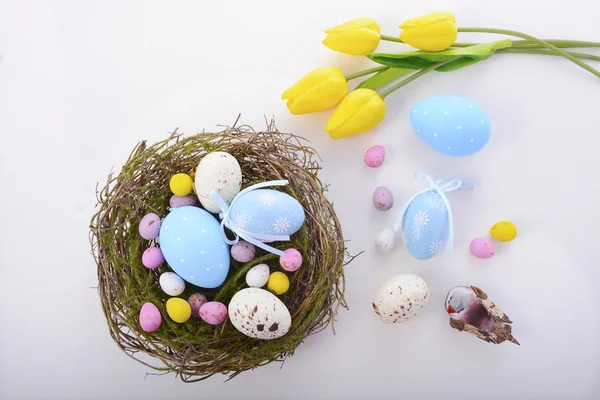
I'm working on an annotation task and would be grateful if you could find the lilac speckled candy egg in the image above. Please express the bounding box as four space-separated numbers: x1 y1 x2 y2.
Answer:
139 302 162 332
364 145 385 168
199 301 228 325
470 238 495 259
188 293 208 318
141 247 164 269
169 194 198 208
280 248 302 272
373 186 394 211
231 241 256 263
139 213 161 240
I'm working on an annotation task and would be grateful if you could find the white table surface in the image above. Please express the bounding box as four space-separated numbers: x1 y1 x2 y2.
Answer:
1 0 599 399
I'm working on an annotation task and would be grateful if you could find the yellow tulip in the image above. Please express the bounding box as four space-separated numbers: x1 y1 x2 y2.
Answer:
323 17 381 55
325 88 386 140
399 11 457 52
282 67 348 115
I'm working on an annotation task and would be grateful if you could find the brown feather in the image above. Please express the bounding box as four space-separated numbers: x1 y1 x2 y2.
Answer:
449 317 520 345
471 285 513 324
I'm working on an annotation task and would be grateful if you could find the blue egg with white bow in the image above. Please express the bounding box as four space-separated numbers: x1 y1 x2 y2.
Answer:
228 189 305 239
410 95 491 157
159 206 230 288
402 191 449 260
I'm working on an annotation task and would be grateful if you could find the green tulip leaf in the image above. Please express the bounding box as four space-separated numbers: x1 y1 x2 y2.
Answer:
356 67 413 90
368 39 513 72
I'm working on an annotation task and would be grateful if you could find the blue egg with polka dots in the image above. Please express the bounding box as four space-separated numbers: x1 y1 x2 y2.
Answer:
402 191 449 260
410 95 491 157
159 206 230 289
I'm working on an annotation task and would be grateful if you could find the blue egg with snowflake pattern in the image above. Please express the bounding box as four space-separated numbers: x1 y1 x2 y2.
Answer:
402 191 449 260
410 95 491 157
228 189 305 239
159 206 230 288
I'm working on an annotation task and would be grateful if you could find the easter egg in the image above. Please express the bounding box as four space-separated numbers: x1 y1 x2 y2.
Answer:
188 293 207 318
159 206 230 288
170 173 194 196
228 288 292 339
364 145 385 168
470 238 495 259
139 213 161 240
231 241 256 263
159 272 185 296
228 189 305 238
246 264 270 287
267 271 289 295
402 191 448 260
373 186 393 211
195 152 242 213
169 194 197 208
410 95 491 157
199 301 228 325
139 302 162 332
490 221 518 242
142 247 164 269
376 229 396 253
373 274 429 323
280 248 302 272
166 298 192 323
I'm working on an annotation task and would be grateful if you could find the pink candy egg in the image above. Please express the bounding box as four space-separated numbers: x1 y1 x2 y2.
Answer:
169 194 198 208
188 293 208 318
280 248 302 272
139 302 162 332
470 238 495 259
364 145 385 168
138 213 161 240
231 241 256 263
373 186 394 211
199 301 228 325
142 247 165 269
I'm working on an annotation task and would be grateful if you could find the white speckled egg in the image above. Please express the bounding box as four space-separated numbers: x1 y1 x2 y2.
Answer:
228 288 291 339
373 274 429 323
376 229 396 253
159 272 185 296
246 264 270 287
195 152 242 213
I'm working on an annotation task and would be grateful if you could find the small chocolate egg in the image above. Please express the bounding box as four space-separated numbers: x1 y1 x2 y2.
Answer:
188 293 208 318
469 238 495 259
139 213 161 240
139 302 162 332
280 248 302 272
199 301 228 325
364 145 385 168
376 229 396 253
142 247 165 269
166 298 192 323
169 173 194 196
246 264 270 287
267 271 289 295
159 272 185 296
231 241 256 263
373 186 394 211
169 194 198 208
490 221 518 242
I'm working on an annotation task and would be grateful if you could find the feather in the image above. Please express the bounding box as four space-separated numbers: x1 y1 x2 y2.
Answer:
471 285 513 324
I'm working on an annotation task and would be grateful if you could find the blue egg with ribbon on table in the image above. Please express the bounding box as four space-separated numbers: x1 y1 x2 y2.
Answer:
159 206 230 288
410 95 491 157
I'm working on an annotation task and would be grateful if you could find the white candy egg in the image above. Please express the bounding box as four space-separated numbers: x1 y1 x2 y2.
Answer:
228 288 291 339
195 152 242 213
376 229 396 252
373 274 429 323
159 272 186 296
246 264 270 288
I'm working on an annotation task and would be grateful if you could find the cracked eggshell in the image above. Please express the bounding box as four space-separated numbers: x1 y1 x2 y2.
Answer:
194 152 242 213
228 288 291 340
373 274 429 323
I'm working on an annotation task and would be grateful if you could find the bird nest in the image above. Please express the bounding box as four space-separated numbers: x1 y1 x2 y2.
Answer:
89 119 350 382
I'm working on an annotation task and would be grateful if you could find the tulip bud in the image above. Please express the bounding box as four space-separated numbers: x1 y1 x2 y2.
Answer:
399 11 457 52
323 18 381 56
325 88 386 139
282 67 348 115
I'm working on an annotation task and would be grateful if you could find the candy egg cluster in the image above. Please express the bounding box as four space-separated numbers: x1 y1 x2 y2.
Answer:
469 220 518 259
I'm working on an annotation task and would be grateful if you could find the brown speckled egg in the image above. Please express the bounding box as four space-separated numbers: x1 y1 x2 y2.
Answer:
373 274 429 323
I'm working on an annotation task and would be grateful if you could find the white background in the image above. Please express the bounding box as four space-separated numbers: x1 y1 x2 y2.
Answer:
1 1 599 399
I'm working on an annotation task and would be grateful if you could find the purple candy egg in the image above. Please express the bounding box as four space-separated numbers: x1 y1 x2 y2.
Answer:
142 247 165 269
139 302 162 332
188 293 208 318
364 145 385 168
199 301 228 325
169 194 198 208
280 248 302 272
139 213 161 240
373 186 394 211
470 238 495 259
231 241 256 263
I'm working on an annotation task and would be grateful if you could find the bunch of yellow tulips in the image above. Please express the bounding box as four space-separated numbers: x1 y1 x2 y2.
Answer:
282 11 600 140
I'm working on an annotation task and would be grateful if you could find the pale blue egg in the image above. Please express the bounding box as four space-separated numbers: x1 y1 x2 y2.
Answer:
159 206 230 288
410 95 491 157
228 189 305 239
402 191 449 260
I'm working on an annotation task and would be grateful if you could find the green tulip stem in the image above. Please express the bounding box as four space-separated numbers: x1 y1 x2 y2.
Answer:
458 27 600 79
379 60 454 98
344 66 389 81
380 35 404 43
381 34 600 49
497 48 600 62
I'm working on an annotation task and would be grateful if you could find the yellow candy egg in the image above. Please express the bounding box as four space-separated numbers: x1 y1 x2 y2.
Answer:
267 271 290 295
490 221 518 242
166 298 192 323
169 173 194 196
